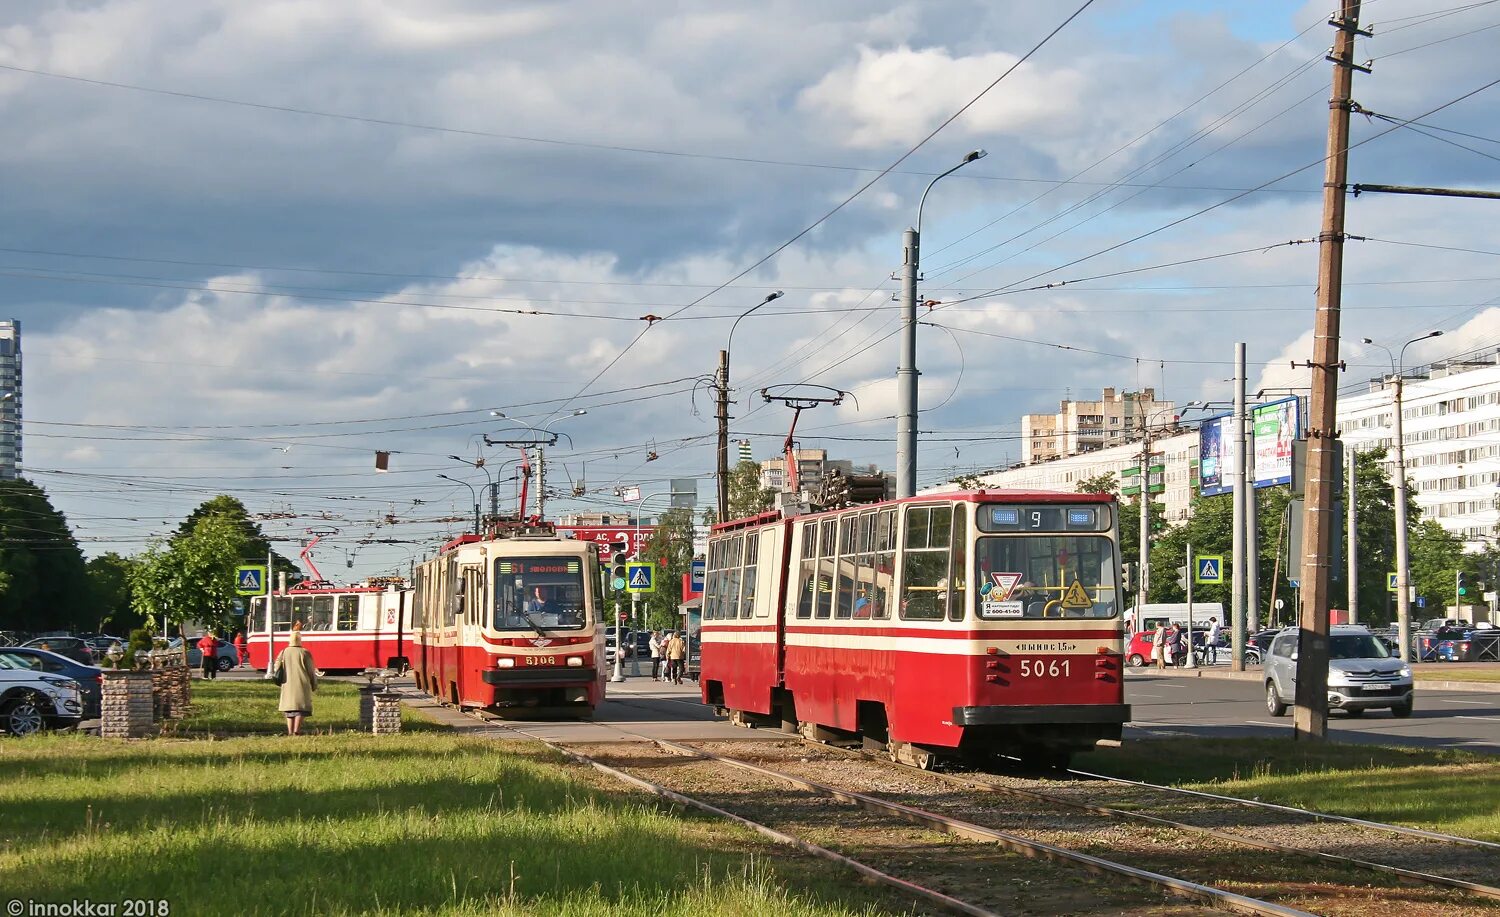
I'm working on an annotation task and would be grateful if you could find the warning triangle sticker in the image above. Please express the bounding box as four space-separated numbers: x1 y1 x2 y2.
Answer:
629 567 651 587
1061 580 1092 608
989 572 1023 600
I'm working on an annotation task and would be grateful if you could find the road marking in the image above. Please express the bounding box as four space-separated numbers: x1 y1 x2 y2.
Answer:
1456 715 1500 723
1436 698 1492 706
1245 720 1287 727
1131 693 1165 699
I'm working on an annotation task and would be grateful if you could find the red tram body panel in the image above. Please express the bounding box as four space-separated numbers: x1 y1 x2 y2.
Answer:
408 527 606 715
700 491 1128 764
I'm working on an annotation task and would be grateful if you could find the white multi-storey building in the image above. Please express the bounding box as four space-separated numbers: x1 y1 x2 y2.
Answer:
0 320 19 480
1021 387 1174 464
1338 349 1500 549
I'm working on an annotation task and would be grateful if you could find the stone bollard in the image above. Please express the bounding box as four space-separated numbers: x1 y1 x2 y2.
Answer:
358 684 378 731
100 671 155 738
372 692 402 734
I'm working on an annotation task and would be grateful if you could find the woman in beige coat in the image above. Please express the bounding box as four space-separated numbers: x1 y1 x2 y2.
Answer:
272 630 318 735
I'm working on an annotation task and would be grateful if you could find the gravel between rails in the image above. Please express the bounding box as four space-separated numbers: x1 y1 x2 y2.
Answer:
684 740 1500 917
578 742 1208 917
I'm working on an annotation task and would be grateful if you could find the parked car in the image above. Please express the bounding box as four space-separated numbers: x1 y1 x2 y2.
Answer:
165 636 239 671
21 636 95 666
83 635 125 657
603 627 633 659
0 647 102 718
633 632 653 658
1264 625 1413 718
0 651 83 735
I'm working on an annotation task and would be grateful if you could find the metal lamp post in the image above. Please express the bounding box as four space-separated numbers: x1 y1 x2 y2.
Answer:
437 474 480 534
718 291 784 521
896 149 987 499
1362 331 1443 661
448 453 497 520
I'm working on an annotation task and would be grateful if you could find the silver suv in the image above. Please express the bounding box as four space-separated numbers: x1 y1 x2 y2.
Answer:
1265 625 1414 718
0 651 83 736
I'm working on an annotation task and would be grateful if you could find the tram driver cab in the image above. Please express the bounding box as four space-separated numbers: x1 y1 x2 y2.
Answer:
494 559 586 630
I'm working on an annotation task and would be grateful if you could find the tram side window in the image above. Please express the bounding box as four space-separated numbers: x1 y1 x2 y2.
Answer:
445 559 458 627
412 570 426 629
901 504 952 621
853 511 876 620
701 541 716 621
872 509 895 619
816 518 836 619
796 523 816 619
835 513 858 619
305 596 333 631
336 596 359 630
741 532 759 618
948 505 968 622
272 597 292 632
723 535 743 622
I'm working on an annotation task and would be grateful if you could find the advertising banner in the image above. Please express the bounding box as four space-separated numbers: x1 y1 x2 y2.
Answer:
557 525 655 559
1252 397 1298 488
1197 414 1235 496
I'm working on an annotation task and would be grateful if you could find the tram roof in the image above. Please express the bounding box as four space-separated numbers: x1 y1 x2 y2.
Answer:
711 489 1113 533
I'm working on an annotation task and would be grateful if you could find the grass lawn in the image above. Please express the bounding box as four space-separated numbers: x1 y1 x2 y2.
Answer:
0 682 910 916
1413 668 1500 683
1078 738 1500 842
161 679 442 736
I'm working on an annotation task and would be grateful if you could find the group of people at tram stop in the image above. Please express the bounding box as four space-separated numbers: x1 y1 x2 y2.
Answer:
646 630 689 685
192 625 320 736
1148 617 1223 669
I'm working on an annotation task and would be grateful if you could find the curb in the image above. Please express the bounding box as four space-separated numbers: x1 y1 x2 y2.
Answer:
1129 666 1500 694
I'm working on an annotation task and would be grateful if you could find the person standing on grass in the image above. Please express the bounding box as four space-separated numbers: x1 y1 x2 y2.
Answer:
648 629 663 681
665 631 687 685
197 630 220 680
272 630 318 736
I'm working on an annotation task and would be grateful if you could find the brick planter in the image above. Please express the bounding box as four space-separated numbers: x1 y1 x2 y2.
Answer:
100 671 155 738
145 651 190 718
359 686 403 734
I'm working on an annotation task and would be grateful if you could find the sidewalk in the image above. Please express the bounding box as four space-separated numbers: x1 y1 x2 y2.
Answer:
1131 660 1500 693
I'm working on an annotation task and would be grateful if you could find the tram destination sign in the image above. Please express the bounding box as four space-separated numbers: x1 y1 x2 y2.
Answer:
976 504 1111 533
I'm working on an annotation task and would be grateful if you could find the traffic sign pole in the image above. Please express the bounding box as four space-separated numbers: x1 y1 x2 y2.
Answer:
1185 542 1196 669
610 596 626 683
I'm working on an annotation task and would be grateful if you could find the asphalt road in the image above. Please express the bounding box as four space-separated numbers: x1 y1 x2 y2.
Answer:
1125 671 1500 753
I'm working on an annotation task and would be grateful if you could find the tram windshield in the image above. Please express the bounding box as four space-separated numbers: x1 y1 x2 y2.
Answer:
974 536 1118 619
493 557 586 631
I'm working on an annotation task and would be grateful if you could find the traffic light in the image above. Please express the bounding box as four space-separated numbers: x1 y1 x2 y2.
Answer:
1457 570 1468 599
610 541 629 591
1122 563 1135 592
1176 565 1189 591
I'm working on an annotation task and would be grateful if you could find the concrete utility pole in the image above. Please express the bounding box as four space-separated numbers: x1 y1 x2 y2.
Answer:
537 448 546 519
1231 342 1248 672
1185 541 1197 669
895 150 986 499
1138 432 1151 604
1294 0 1365 741
1348 447 1359 624
1391 372 1413 660
716 350 730 521
1247 485 1260 632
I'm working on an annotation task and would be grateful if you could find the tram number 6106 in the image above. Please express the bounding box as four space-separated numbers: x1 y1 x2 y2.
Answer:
525 656 557 666
1018 659 1070 678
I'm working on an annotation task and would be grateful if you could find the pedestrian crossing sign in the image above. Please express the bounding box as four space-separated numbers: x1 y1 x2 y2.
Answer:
1195 556 1224 584
235 564 267 596
625 562 655 593
1388 572 1398 593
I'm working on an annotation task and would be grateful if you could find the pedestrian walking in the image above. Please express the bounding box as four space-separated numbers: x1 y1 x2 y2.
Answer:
234 631 248 667
648 630 663 681
271 630 318 736
665 631 687 685
197 630 220 679
1151 623 1166 670
1205 617 1221 665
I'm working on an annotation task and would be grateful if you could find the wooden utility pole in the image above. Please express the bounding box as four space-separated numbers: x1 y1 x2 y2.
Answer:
1294 0 1366 741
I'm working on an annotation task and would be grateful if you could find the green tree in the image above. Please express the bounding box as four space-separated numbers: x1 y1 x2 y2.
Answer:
1075 472 1118 495
87 552 142 634
0 478 91 633
130 512 251 636
701 461 777 526
1409 519 1477 612
174 495 299 581
635 507 698 630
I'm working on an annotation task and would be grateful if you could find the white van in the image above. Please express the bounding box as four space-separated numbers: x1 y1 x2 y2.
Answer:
1126 603 1226 634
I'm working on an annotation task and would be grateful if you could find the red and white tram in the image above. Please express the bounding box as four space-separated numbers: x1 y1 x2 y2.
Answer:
247 579 411 674
699 491 1128 768
408 523 607 716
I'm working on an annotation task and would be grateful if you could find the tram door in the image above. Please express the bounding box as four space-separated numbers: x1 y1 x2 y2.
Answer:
456 562 484 706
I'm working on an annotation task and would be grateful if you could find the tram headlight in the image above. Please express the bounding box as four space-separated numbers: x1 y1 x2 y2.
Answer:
496 657 516 668
567 656 584 667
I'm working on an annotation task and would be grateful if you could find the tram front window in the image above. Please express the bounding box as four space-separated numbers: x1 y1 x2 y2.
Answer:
494 557 586 631
974 536 1118 619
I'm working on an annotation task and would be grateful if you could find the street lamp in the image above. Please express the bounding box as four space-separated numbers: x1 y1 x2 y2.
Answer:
896 149 987 499
531 410 587 519
437 474 480 534
448 453 497 520
718 291 784 520
1361 330 1443 661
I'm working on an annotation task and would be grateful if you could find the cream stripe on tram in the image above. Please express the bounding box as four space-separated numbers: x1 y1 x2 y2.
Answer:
783 630 1115 656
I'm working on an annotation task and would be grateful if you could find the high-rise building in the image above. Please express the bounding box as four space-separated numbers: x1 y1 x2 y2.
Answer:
0 321 19 480
1021 387 1175 463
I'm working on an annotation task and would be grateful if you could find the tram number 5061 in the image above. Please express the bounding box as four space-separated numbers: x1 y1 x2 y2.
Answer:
1018 659 1070 678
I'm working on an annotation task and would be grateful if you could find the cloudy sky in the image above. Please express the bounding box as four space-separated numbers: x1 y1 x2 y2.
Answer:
2 0 1497 579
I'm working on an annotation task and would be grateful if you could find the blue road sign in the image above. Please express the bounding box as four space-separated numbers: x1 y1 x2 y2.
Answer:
625 562 656 594
1417 596 1427 608
690 559 705 593
234 565 267 596
1388 572 1399 593
1288 578 1300 589
1194 555 1224 584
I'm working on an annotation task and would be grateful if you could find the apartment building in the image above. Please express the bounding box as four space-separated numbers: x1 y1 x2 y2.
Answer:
0 320 19 480
1021 387 1174 464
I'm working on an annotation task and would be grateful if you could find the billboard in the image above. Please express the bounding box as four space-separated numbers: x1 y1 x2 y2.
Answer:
1252 397 1298 488
556 525 656 560
1197 413 1235 496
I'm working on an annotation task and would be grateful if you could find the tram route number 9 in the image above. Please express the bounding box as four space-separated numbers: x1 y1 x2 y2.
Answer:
524 656 557 666
1018 659 1071 678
